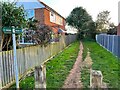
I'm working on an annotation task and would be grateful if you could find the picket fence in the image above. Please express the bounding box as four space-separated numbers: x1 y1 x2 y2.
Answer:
0 35 77 89
96 34 120 58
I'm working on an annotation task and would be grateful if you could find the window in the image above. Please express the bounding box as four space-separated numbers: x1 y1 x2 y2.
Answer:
51 13 53 16
50 11 63 25
50 11 56 23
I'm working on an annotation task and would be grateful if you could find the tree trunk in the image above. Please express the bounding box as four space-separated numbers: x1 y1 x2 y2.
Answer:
1 32 4 51
7 36 11 51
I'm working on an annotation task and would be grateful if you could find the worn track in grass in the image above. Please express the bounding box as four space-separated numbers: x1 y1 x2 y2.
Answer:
62 42 83 88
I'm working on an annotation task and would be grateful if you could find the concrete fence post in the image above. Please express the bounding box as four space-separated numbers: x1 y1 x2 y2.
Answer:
34 64 46 89
90 70 103 88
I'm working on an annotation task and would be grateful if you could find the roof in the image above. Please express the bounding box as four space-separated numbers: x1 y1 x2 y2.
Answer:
16 0 65 20
38 0 65 20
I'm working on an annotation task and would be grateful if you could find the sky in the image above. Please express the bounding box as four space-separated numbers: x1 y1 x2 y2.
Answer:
7 0 120 25
39 0 119 25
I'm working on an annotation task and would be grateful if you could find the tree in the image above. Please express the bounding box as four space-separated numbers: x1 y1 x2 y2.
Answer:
23 25 52 45
66 7 96 39
107 23 117 35
27 17 38 30
1 2 27 51
96 10 111 33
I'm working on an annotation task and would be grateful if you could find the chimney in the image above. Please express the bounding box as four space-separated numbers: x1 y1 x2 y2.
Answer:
117 23 120 35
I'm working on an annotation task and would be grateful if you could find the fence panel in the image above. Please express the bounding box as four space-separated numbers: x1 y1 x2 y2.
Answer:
118 36 120 57
0 35 77 89
96 34 120 58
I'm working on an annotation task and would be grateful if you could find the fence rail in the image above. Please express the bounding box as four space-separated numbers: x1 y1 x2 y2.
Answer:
96 34 120 58
0 35 77 89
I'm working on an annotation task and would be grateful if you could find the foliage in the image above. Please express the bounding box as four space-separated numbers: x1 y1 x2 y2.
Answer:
27 17 38 30
96 10 111 33
10 41 80 89
81 40 120 88
107 23 117 35
23 25 52 45
1 2 27 51
2 2 27 28
81 21 96 39
81 68 90 88
66 7 96 39
66 7 92 31
1 2 52 50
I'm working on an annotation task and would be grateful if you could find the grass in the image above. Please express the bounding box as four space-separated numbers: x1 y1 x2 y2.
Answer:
11 41 80 89
81 39 120 88
81 67 90 88
46 41 79 88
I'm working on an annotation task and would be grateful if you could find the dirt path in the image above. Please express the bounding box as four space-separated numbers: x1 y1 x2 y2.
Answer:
62 42 83 88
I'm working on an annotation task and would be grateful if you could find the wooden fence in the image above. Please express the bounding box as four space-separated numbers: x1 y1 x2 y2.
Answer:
0 35 77 89
96 34 120 58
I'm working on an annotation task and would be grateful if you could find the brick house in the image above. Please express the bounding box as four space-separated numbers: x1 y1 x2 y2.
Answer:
16 0 66 34
117 23 120 35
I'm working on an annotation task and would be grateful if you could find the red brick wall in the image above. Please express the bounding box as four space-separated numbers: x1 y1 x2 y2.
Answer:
35 8 66 33
117 23 120 36
35 8 45 25
63 19 66 30
44 9 65 28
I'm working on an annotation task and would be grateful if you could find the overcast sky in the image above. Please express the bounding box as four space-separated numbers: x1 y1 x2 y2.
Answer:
7 0 120 25
39 0 119 25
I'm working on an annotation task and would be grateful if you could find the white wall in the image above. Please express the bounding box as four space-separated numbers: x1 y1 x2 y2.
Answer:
65 25 78 34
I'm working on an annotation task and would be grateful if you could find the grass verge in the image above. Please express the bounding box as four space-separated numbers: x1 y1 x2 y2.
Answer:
46 41 79 88
11 41 80 89
81 40 120 88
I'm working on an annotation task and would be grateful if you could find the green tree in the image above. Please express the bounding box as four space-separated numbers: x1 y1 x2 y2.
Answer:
96 10 111 33
66 7 96 39
23 25 52 45
107 23 117 35
1 2 27 51
27 17 38 30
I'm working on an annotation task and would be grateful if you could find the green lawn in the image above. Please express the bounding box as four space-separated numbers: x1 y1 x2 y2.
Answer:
46 41 79 88
11 41 80 89
81 40 120 88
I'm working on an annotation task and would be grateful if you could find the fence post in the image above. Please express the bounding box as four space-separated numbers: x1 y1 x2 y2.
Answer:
112 35 115 53
118 36 120 58
34 64 46 89
90 70 103 88
96 35 97 43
